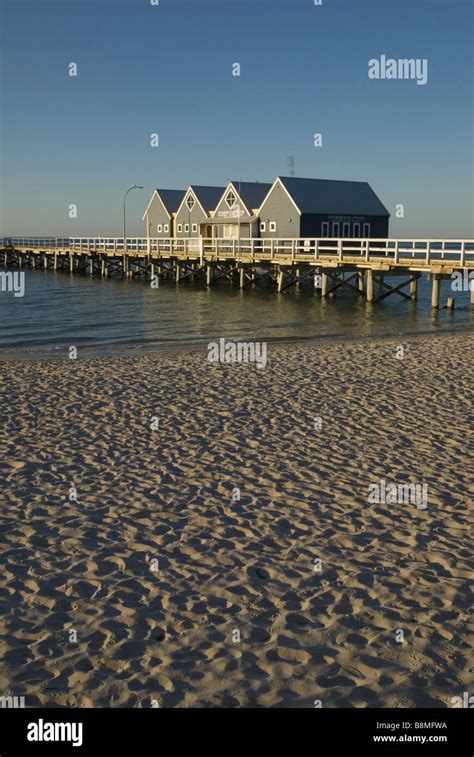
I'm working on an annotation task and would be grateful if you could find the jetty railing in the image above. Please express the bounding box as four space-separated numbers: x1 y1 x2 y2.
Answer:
3 237 474 265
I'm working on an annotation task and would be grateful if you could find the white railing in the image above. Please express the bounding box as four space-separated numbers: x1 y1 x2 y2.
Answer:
3 237 474 265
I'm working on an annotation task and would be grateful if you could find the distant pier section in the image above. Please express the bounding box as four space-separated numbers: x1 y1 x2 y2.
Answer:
2 237 474 307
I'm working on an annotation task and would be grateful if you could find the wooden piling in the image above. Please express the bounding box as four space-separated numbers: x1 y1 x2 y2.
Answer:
277 269 284 293
321 272 328 297
410 277 418 300
366 270 374 302
431 274 440 308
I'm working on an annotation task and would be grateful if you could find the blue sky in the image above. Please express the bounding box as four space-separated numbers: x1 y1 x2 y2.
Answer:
1 0 472 237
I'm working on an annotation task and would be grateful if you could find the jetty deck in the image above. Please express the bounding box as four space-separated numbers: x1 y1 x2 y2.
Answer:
2 237 474 306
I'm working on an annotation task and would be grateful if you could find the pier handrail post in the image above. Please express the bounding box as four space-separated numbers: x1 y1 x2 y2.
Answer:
314 238 319 260
394 240 399 264
338 238 343 262
233 239 236 259
425 241 431 264
365 239 370 262
292 239 295 262
460 240 465 266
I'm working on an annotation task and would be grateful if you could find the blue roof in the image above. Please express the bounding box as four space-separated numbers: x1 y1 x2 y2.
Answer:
156 189 186 214
277 177 390 216
190 185 226 211
230 181 272 212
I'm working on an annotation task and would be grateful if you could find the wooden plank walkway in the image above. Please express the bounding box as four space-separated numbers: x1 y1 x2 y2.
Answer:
2 237 474 306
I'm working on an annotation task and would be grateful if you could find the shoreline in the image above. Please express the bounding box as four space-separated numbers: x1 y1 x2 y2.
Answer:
1 322 473 364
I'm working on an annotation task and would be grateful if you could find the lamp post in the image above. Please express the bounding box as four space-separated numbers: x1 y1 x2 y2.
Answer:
123 184 143 272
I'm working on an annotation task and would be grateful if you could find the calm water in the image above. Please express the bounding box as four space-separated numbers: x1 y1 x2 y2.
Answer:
0 268 473 357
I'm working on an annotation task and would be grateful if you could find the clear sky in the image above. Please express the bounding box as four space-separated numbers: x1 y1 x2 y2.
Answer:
1 0 472 237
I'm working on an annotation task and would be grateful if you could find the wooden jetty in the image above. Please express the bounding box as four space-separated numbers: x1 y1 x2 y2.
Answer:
2 237 474 307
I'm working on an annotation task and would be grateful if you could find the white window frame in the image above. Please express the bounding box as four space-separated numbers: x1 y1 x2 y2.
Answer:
157 224 162 233
260 221 266 232
225 190 236 209
177 223 183 233
353 223 360 238
363 223 371 237
332 222 340 238
192 223 198 233
164 223 169 234
343 222 350 238
321 222 329 238
269 221 276 232
184 223 190 233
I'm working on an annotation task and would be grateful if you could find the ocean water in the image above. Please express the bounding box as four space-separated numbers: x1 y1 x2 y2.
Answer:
0 268 473 357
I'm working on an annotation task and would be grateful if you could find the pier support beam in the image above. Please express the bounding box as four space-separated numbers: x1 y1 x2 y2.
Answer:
277 269 284 293
431 275 441 308
206 264 213 286
471 280 474 306
410 276 418 300
176 264 181 283
321 272 328 297
358 272 364 293
366 270 374 302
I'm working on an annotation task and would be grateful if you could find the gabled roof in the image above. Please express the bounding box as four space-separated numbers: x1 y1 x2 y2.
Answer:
159 189 186 214
275 177 390 217
229 181 273 213
142 188 185 220
189 185 226 212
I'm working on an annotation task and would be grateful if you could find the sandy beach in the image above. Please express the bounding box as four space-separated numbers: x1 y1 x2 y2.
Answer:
0 332 472 708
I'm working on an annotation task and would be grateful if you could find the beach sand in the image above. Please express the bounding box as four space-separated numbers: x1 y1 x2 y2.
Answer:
0 333 472 708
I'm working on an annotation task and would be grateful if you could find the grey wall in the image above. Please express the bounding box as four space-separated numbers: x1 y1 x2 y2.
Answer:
143 194 171 238
175 194 208 237
258 182 301 238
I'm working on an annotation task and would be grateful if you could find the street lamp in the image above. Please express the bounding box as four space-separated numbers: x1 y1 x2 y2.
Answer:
123 184 143 267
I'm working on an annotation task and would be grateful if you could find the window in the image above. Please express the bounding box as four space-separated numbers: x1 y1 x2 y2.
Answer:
353 223 360 238
192 223 198 233
164 223 169 234
225 190 236 209
363 223 371 237
177 224 183 233
269 221 276 232
157 224 162 233
343 223 350 238
186 195 195 211
321 222 329 237
332 222 340 237
260 221 266 232
184 223 190 233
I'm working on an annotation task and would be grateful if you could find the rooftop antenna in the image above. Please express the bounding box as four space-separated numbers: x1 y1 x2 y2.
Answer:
287 156 295 177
